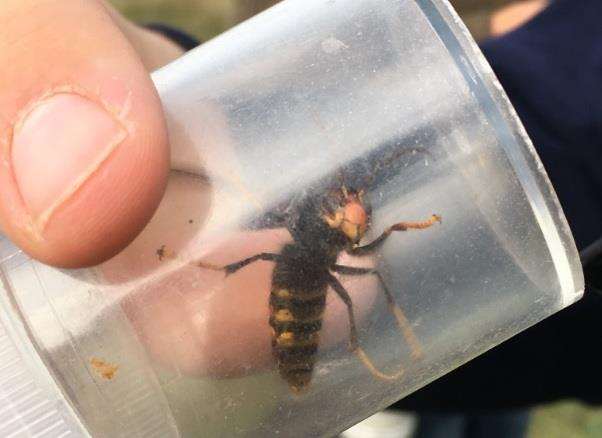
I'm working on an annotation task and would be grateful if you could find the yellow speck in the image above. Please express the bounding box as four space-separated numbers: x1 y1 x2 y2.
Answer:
275 309 294 322
277 332 295 346
275 289 291 299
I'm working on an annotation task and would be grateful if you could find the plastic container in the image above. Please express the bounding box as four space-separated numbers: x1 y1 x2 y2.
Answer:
0 0 584 436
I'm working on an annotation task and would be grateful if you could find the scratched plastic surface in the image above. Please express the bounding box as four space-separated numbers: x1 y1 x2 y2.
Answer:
0 0 584 437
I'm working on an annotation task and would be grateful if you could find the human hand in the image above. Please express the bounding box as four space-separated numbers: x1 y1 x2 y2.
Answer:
490 0 547 37
0 1 389 382
0 0 183 268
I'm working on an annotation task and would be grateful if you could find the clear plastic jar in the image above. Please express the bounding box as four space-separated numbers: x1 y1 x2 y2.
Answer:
0 0 583 436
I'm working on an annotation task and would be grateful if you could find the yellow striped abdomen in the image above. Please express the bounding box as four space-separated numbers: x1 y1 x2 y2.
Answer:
269 284 327 393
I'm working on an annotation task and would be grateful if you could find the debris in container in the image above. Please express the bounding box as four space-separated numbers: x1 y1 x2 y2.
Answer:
156 245 176 261
156 245 167 261
90 357 119 380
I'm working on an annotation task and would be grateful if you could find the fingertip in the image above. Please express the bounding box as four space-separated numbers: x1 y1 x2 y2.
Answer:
0 0 170 268
2 86 169 268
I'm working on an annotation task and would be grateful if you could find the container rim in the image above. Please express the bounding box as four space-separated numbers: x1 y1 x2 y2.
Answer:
415 0 584 307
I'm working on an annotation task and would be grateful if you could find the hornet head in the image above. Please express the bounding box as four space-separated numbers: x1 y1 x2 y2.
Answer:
321 185 370 245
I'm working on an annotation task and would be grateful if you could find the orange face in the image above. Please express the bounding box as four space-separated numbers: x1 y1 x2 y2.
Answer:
323 188 369 244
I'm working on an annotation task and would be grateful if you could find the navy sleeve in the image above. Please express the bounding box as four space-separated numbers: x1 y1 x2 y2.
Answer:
145 23 200 52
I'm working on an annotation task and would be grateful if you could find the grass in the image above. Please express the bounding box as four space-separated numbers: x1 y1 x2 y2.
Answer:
109 1 602 436
110 0 240 41
529 401 602 438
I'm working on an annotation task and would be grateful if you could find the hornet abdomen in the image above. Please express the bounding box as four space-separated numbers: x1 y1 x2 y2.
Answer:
269 244 331 393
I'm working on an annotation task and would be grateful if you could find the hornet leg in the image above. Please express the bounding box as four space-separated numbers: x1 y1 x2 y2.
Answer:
328 274 405 381
332 265 423 360
198 253 281 276
348 215 441 256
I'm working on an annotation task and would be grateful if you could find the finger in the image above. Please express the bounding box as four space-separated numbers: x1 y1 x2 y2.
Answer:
112 212 377 378
490 0 548 37
92 141 378 378
122 228 378 377
0 0 170 267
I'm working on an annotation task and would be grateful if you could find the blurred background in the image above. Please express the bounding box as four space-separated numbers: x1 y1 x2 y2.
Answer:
110 0 544 43
108 0 602 437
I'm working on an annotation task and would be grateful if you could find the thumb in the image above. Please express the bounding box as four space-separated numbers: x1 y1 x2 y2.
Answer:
0 0 170 268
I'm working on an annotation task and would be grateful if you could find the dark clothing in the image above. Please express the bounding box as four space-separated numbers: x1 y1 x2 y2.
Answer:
145 23 200 52
395 0 602 411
